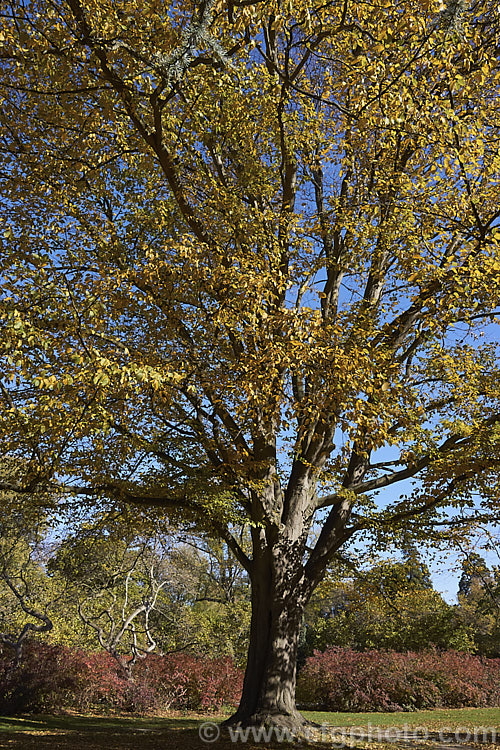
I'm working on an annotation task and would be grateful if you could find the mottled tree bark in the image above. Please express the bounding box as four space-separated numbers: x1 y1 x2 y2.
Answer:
226 523 312 731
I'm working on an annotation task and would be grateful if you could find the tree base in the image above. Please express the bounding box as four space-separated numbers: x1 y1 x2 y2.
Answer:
222 706 319 742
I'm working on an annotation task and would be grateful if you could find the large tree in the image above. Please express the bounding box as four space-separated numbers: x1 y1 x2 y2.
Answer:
1 0 500 732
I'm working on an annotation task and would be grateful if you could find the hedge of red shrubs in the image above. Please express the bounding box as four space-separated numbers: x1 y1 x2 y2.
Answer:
2 643 500 715
0 642 243 714
296 647 500 712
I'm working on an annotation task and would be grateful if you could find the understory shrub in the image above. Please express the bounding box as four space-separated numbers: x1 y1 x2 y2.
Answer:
296 647 500 711
0 642 86 714
0 642 242 714
3 642 497 716
123 653 244 712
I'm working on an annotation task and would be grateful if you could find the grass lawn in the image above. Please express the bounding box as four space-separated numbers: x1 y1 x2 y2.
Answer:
304 706 500 729
0 708 498 749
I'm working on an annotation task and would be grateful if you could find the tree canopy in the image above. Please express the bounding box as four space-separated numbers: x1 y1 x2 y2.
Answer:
1 0 500 730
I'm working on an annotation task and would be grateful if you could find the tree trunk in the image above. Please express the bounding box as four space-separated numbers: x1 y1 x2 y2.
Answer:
225 527 310 733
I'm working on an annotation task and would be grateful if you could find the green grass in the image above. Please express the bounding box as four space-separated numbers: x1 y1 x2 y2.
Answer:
304 706 500 729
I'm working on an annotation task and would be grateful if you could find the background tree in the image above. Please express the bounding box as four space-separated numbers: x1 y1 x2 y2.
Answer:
51 519 251 667
1 0 500 732
166 537 250 664
457 552 500 657
303 554 473 657
0 464 57 663
51 520 179 677
0 517 54 665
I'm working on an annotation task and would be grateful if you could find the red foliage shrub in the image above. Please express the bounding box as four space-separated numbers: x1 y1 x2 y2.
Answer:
296 647 500 711
0 642 243 715
129 653 243 712
5 641 496 716
0 641 85 713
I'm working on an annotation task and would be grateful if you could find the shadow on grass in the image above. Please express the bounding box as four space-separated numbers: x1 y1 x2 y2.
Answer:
0 715 214 750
